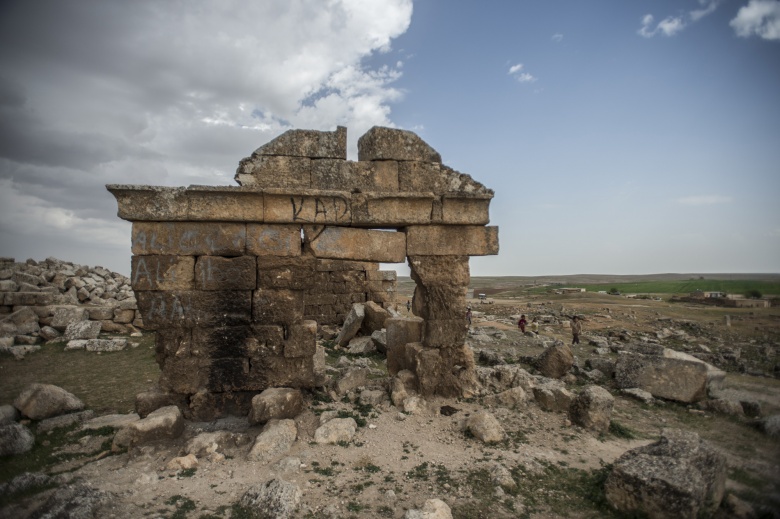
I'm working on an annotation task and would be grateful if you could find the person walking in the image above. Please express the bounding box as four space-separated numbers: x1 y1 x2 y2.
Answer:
406 299 411 313
466 307 472 327
570 315 582 345
518 314 527 333
530 318 539 336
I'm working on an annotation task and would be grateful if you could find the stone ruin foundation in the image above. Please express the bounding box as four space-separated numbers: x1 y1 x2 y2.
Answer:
108 126 498 419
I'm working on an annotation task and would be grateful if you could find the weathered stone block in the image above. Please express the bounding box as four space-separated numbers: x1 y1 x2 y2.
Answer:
247 324 286 357
132 222 246 256
246 224 302 257
248 388 304 425
423 319 468 348
264 189 351 224
304 227 406 262
311 159 400 192
615 355 709 403
386 317 424 375
411 285 465 320
235 156 312 188
106 185 188 221
154 329 192 363
351 192 434 226
315 259 378 272
195 256 256 291
87 306 116 321
3 292 55 306
406 225 499 256
186 186 265 221
131 255 195 291
159 357 209 393
252 288 304 326
284 321 317 358
569 385 614 433
256 255 316 290
252 126 346 159
249 356 316 389
206 358 250 392
358 126 441 163
440 194 492 225
137 291 252 329
191 326 252 358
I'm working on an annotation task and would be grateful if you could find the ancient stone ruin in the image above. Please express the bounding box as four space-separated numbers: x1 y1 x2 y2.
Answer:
107 126 498 419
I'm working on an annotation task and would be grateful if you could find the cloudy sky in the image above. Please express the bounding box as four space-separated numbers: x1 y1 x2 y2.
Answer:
0 0 778 277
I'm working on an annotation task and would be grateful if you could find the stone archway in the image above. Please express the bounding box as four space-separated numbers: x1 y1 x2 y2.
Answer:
108 126 498 419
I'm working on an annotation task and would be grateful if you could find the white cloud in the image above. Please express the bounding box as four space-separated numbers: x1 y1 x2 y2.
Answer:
551 33 564 42
731 0 780 40
676 195 733 206
0 0 414 265
508 63 537 83
638 0 723 38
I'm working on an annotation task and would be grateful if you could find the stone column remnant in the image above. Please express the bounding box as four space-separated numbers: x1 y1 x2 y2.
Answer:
107 125 498 418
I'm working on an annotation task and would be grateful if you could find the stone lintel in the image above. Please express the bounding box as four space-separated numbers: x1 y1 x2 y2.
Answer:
263 189 351 225
132 222 246 256
440 194 492 225
351 192 435 227
107 185 265 222
304 227 407 263
131 255 195 291
406 225 499 256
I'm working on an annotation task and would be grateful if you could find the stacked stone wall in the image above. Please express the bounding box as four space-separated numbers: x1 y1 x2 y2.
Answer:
108 125 498 417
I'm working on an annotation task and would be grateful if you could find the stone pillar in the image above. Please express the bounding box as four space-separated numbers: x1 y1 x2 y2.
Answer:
407 255 478 398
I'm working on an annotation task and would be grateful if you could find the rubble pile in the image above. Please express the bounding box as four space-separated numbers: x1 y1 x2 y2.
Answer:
0 257 140 358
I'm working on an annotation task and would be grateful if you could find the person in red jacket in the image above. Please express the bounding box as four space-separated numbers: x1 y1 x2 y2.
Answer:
518 314 527 333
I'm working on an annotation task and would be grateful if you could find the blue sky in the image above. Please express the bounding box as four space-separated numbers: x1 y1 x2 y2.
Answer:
0 0 778 276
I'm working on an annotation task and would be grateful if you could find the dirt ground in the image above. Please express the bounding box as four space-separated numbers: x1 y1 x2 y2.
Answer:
3 292 780 518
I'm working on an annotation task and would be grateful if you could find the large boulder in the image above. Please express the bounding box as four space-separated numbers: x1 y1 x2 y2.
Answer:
533 383 574 413
0 423 35 456
314 417 357 444
615 354 711 403
240 479 302 519
534 342 574 379
605 429 726 518
404 499 453 519
568 385 614 433
111 405 184 450
13 383 85 420
248 388 304 425
466 410 505 443
249 419 298 463
50 307 88 331
64 320 102 341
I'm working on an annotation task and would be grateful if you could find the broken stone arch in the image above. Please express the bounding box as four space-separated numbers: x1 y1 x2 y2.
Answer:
108 126 498 420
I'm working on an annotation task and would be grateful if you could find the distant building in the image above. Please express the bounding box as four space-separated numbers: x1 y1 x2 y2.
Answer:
690 290 726 299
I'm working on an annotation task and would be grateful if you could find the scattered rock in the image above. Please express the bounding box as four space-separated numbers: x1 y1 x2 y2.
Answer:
248 388 304 425
335 367 370 395
112 405 184 451
64 320 102 341
490 463 517 491
27 483 111 519
314 417 357 444
0 423 35 456
13 383 85 420
240 478 302 519
532 382 573 413
37 409 95 433
0 404 20 425
249 419 298 463
605 429 726 518
534 342 574 379
621 387 655 405
569 385 614 433
483 386 528 409
336 303 365 346
404 498 453 519
466 410 505 443
165 453 199 471
347 336 376 355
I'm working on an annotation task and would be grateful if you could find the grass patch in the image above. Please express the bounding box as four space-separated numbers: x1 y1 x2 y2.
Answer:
608 420 637 439
0 333 159 414
165 495 197 519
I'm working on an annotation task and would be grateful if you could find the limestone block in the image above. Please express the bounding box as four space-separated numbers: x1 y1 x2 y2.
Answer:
397 161 490 195
423 319 468 349
358 126 441 163
256 255 316 290
155 328 193 363
248 419 298 463
284 321 317 358
130 255 195 291
440 194 492 225
112 308 135 324
85 338 128 352
315 259 378 272
185 185 264 221
412 285 466 320
312 160 399 192
187 390 255 421
615 355 709 403
159 357 210 393
87 306 116 321
367 270 397 281
14 383 85 420
137 290 252 329
105 185 188 221
246 224 302 257
406 225 499 256
314 417 357 444
195 256 256 291
249 356 316 390
132 222 246 256
466 410 505 443
534 343 574 379
64 320 101 341
135 389 188 418
569 385 614 433
112 405 184 451
236 156 312 188
3 292 55 306
252 126 346 159
252 289 304 326
264 189 350 225
191 326 253 358
304 227 406 263
207 358 251 392
386 317 424 375
335 303 365 346
361 301 391 335
247 325 286 357
248 388 304 425
351 193 434 226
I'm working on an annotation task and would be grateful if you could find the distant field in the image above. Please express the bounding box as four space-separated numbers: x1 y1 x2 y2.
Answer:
481 279 780 297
